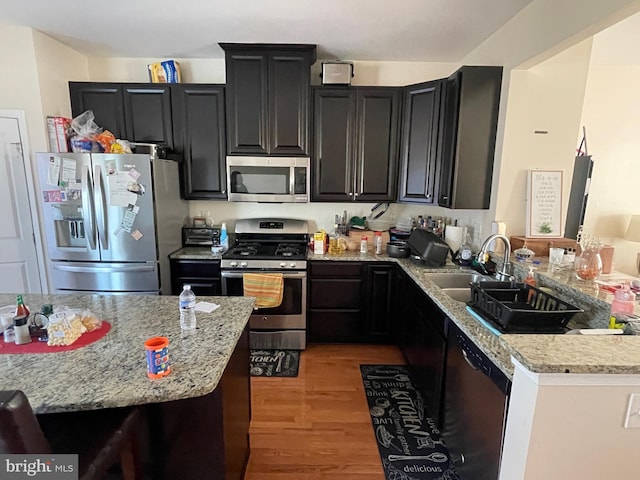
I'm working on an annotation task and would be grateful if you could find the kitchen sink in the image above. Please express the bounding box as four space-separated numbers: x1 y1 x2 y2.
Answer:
428 272 492 289
428 272 493 302
439 288 475 303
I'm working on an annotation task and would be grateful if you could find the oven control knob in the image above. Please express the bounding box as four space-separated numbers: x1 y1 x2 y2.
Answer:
230 261 238 268
240 261 248 268
280 262 287 268
290 262 297 268
262 316 268 322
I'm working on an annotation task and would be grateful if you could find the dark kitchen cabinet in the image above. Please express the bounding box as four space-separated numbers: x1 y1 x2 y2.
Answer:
70 81 226 200
438 66 502 209
398 79 444 204
172 84 227 199
221 43 316 156
170 259 221 296
397 270 448 426
122 85 173 148
308 261 364 343
69 82 174 149
312 87 400 202
69 83 125 139
364 263 395 343
308 261 395 344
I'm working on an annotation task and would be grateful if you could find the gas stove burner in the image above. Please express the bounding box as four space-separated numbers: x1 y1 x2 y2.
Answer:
275 243 302 257
230 242 260 256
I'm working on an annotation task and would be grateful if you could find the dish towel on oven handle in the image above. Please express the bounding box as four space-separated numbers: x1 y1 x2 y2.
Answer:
242 273 284 309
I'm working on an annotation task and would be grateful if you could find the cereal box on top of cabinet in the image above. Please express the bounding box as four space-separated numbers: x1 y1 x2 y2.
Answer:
148 60 182 83
46 116 71 153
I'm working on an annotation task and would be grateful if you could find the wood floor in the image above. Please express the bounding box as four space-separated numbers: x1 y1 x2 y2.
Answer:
244 344 406 480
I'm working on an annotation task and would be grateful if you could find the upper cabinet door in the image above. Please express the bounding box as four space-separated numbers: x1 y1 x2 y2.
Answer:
355 88 400 202
312 88 356 201
398 80 444 204
172 84 227 199
268 52 311 156
221 43 316 156
438 66 502 209
122 85 173 149
69 82 174 148
69 82 125 139
224 52 269 155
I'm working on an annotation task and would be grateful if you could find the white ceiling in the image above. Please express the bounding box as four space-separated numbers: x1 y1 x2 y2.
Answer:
0 0 532 61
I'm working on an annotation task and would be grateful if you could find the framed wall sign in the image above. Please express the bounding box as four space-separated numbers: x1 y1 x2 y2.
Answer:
526 170 563 237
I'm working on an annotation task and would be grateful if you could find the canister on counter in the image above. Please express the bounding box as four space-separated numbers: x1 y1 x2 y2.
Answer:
144 336 171 378
360 236 368 254
13 315 31 345
314 231 327 254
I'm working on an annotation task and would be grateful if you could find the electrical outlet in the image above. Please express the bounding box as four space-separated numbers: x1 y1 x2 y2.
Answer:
623 394 640 428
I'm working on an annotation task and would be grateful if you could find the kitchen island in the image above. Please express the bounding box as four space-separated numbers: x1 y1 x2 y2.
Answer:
0 293 254 480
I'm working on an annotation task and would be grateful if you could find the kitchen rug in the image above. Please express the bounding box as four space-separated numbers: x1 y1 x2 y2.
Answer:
250 349 300 377
360 365 460 480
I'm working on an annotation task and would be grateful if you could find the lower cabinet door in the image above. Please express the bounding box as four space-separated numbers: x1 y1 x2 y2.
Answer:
308 311 364 343
170 259 221 295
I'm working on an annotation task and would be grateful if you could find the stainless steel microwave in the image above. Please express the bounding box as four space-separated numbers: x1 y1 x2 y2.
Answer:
226 156 310 203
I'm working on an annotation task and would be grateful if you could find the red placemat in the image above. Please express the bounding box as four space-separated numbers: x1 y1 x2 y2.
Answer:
0 321 111 354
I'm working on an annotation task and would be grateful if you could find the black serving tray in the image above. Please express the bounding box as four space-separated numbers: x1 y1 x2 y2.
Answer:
468 281 583 333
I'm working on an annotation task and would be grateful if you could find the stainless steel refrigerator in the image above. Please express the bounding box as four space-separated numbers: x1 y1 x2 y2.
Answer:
36 151 186 295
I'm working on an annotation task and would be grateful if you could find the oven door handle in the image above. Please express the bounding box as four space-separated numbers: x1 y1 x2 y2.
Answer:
221 271 307 280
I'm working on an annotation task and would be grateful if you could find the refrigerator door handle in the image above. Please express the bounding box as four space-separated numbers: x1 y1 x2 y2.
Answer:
81 164 97 250
94 165 109 251
52 263 157 274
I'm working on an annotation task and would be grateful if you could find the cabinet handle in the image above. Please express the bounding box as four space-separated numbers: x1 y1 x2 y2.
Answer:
354 192 359 197
441 195 448 200
222 190 226 194
426 194 431 199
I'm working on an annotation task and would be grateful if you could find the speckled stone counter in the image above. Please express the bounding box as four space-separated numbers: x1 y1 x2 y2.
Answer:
308 250 640 377
169 247 222 260
0 293 254 414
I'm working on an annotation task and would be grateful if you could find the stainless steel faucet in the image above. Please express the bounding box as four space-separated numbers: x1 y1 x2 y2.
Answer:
477 234 512 280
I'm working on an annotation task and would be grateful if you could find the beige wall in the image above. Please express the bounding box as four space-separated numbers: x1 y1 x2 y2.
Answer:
87 56 459 86
0 27 47 154
0 28 89 154
87 57 226 83
580 64 640 275
463 0 640 248
33 30 89 119
494 39 593 238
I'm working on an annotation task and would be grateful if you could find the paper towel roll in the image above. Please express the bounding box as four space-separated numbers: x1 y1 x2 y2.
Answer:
445 225 464 253
489 221 507 253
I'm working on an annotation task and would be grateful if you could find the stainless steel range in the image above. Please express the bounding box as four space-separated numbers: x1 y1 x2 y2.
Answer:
221 218 309 350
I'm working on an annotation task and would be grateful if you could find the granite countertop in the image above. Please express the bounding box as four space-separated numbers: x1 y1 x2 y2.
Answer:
171 246 640 376
308 249 640 377
0 293 254 414
170 247 222 260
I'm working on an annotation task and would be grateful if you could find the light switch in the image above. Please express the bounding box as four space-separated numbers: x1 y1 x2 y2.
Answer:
623 393 640 428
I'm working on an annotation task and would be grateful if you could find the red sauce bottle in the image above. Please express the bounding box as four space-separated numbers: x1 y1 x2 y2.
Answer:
15 294 29 317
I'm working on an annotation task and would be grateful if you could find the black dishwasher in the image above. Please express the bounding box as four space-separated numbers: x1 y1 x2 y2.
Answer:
442 321 511 480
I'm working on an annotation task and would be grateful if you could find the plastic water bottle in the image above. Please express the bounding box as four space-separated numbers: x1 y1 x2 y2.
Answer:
220 222 229 252
179 284 197 332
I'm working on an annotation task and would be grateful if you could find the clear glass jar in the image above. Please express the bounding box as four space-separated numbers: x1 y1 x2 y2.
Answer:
574 245 603 281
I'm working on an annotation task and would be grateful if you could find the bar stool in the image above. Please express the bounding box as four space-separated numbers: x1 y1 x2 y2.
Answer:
0 390 141 480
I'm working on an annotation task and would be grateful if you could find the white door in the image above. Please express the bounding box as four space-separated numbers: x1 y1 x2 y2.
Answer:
0 112 44 293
